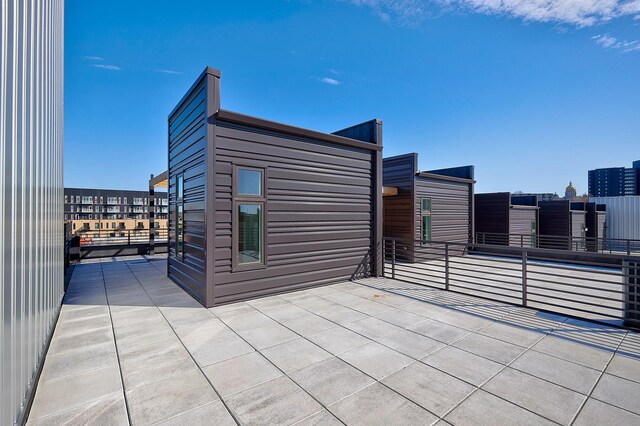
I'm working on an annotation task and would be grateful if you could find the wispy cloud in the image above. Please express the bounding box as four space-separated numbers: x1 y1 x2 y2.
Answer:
155 69 183 75
84 55 104 61
346 0 640 27
592 34 640 52
93 64 122 71
319 77 342 85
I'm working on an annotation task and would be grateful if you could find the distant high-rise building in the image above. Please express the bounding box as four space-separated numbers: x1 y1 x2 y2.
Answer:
588 161 640 197
564 181 577 200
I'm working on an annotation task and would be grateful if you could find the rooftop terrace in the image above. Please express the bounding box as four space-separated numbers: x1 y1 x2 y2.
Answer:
28 256 640 425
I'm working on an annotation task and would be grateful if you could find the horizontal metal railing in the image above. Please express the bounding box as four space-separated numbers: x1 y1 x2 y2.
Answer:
383 237 640 329
75 228 168 247
474 232 640 255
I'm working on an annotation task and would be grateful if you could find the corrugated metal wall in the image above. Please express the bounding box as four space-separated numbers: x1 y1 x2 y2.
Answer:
590 196 640 241
1 1 65 424
213 120 376 304
509 208 537 247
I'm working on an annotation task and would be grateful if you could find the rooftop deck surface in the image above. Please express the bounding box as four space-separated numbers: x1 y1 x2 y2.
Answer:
28 255 640 425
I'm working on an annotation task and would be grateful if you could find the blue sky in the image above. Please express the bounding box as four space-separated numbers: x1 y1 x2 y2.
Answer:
65 0 640 194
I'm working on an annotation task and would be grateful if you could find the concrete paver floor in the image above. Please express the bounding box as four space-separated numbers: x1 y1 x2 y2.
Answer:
28 255 640 425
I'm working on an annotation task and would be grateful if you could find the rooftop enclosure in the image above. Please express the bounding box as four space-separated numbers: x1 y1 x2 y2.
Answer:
538 200 587 251
474 192 538 247
382 153 474 262
168 67 383 308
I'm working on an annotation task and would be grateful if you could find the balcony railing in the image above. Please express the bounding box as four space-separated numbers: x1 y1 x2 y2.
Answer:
383 237 640 329
76 228 168 247
474 232 640 255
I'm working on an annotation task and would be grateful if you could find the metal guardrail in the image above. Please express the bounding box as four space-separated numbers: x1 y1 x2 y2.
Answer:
75 228 168 247
383 237 640 329
474 232 640 255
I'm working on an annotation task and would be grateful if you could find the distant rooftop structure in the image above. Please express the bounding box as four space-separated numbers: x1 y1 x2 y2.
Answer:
512 191 560 202
564 181 577 200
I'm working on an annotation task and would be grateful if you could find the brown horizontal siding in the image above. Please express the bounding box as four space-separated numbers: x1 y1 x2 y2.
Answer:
415 177 471 244
212 120 375 302
167 76 208 303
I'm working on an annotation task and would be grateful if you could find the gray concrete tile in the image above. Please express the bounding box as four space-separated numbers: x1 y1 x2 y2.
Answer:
159 305 216 329
373 308 429 328
176 318 255 367
222 309 277 332
375 329 444 359
280 314 337 336
573 397 640 426
261 337 332 373
210 302 256 319
511 350 601 394
26 393 128 426
382 361 475 417
290 357 375 406
400 300 452 319
225 376 322 426
445 390 554 426
39 341 117 382
605 354 640 383
343 316 403 340
236 323 299 350
126 370 219 425
452 332 527 365
314 304 369 324
407 318 470 344
422 346 503 386
262 304 314 322
29 364 123 420
156 400 236 426
591 373 640 414
328 383 437 426
202 352 282 397
306 326 372 355
246 296 290 310
437 310 495 331
339 342 414 380
478 322 546 347
47 325 115 356
293 409 342 426
483 367 586 424
119 341 195 390
532 335 614 370
348 299 394 316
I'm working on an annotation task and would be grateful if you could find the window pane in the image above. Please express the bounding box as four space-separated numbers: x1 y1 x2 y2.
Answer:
177 203 184 257
422 198 431 212
238 169 262 196
422 215 431 241
238 204 262 264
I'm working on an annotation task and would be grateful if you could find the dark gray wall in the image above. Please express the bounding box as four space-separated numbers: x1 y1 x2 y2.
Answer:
539 200 571 250
382 154 416 258
167 69 215 304
475 192 510 243
415 177 472 244
168 67 382 307
212 120 378 304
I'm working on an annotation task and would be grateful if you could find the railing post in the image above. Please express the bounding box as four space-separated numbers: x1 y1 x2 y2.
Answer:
628 239 631 256
445 243 449 291
391 239 396 279
520 234 523 248
522 249 527 307
128 230 131 245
